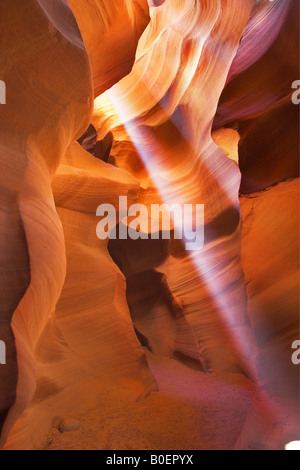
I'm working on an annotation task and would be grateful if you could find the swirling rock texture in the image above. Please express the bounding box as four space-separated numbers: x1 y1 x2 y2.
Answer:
0 0 93 448
0 0 299 450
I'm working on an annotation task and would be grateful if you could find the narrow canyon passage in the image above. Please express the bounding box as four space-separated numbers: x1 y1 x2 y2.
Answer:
0 0 298 451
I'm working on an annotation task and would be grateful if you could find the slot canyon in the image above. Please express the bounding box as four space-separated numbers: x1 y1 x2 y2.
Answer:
0 0 299 451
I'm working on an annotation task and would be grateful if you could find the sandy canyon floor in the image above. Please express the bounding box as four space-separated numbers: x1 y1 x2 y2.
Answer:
41 352 255 450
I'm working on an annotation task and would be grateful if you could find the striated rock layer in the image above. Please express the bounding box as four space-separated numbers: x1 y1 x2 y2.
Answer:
0 0 93 448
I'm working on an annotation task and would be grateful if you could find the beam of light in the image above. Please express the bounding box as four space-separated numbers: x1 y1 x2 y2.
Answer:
105 82 286 446
106 86 257 377
91 0 295 444
106 87 187 205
